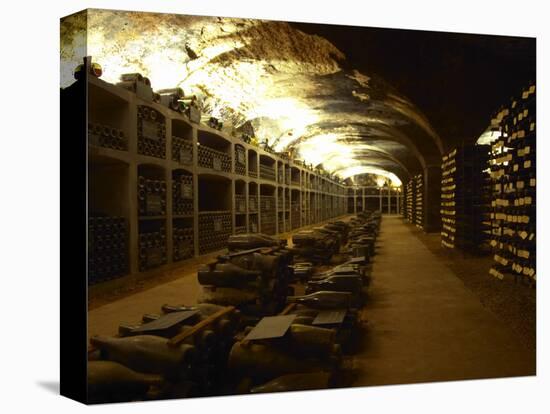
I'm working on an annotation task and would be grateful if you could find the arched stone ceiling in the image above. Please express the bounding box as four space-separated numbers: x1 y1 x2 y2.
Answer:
61 10 444 184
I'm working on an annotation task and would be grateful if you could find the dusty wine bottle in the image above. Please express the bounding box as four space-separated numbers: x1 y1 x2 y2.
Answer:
286 291 353 310
89 335 197 379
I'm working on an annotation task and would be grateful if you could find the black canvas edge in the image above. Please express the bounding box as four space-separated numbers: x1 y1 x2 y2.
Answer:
60 28 89 403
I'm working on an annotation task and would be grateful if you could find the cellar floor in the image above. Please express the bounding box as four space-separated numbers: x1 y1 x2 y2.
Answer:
87 215 536 387
352 216 535 386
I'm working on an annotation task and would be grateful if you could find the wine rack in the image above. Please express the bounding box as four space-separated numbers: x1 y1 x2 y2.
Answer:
173 222 194 262
440 145 491 251
291 201 300 229
278 212 285 233
248 195 258 213
260 195 276 235
488 82 536 283
138 175 167 216
172 136 193 165
277 166 284 183
77 72 350 284
88 215 128 284
137 105 166 159
414 174 423 229
198 145 231 172
88 122 127 151
172 172 193 216
259 164 276 181
198 211 232 254
249 214 259 233
234 145 246 176
235 194 247 214
405 180 415 223
138 224 167 271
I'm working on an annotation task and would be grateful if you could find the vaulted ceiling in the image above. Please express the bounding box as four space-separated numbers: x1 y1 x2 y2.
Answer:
60 9 535 185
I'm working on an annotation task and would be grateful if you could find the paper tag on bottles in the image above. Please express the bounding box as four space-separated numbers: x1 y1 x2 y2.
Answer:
181 183 193 199
180 147 192 164
146 194 163 215
213 157 222 171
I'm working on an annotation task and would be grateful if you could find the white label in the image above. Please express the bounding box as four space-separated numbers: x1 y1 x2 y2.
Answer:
181 183 193 199
524 160 531 169
213 157 222 171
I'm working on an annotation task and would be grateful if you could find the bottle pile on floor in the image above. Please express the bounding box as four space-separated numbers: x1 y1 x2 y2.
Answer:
87 211 382 403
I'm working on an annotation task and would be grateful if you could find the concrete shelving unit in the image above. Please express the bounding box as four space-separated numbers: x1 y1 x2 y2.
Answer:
82 75 350 284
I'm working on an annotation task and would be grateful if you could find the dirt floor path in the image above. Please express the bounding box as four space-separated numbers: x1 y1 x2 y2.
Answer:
352 216 535 386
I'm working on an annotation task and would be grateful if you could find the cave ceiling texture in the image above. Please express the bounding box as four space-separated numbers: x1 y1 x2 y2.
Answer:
61 10 535 185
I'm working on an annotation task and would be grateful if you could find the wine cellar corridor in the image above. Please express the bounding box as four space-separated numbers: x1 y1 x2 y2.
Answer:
59 10 536 404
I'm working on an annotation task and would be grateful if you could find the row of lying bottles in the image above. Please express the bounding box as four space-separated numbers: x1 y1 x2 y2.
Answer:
198 212 233 255
88 215 129 284
488 82 536 284
137 106 166 159
138 226 168 271
440 145 491 251
87 210 382 402
88 122 127 151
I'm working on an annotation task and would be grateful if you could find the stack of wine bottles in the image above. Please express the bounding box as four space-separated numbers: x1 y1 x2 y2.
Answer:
172 136 193 165
197 144 231 172
173 223 194 261
234 145 247 176
138 226 167 271
260 196 276 235
88 303 242 402
414 174 423 229
277 166 284 183
488 82 536 284
138 176 167 216
440 145 491 251
229 319 342 392
198 234 292 314
198 211 232 254
137 105 166 159
291 228 339 265
278 213 285 233
235 194 247 214
248 194 258 213
116 72 153 102
88 122 127 151
277 194 284 211
248 164 258 178
88 215 128 284
259 164 276 181
249 214 259 233
291 201 300 229
172 173 193 216
405 180 415 223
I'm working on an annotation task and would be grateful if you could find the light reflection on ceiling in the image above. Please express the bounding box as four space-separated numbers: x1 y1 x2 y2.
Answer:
60 9 442 183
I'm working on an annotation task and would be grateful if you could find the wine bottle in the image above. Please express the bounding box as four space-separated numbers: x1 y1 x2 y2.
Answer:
306 275 363 294
286 324 337 356
197 262 261 287
228 341 334 380
87 360 163 403
286 291 353 310
89 335 196 380
250 372 331 394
